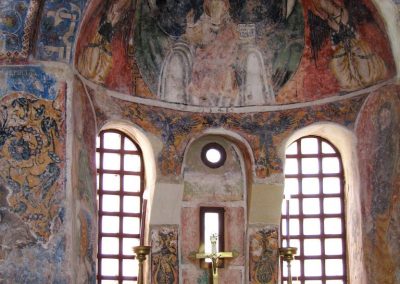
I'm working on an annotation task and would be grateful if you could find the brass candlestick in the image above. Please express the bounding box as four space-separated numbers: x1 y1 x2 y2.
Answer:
279 247 297 284
133 245 151 284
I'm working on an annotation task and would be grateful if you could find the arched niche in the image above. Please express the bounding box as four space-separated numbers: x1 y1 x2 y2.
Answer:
180 133 252 283
281 122 365 284
242 48 275 106
158 42 192 104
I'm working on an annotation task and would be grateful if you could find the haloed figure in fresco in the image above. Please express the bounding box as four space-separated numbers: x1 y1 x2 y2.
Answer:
77 0 132 85
183 0 240 106
308 0 387 91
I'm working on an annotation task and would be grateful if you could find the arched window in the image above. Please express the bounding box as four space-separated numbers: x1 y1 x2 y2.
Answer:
96 129 146 283
281 136 347 284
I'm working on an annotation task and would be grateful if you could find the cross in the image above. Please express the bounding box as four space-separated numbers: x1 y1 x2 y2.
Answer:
195 234 234 284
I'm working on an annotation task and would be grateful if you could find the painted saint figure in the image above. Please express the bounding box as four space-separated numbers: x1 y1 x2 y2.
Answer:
308 0 387 90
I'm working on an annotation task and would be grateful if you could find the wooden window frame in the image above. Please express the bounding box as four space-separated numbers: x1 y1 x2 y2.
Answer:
281 136 348 284
96 129 146 283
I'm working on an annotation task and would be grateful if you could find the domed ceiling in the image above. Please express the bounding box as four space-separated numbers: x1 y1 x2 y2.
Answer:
75 0 396 108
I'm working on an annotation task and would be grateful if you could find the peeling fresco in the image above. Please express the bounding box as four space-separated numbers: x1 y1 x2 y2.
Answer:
75 0 136 93
249 226 279 284
151 225 179 284
356 85 400 284
0 66 60 100
0 0 40 62
96 92 366 178
36 0 87 62
0 92 65 242
0 89 67 282
76 0 394 107
72 79 97 283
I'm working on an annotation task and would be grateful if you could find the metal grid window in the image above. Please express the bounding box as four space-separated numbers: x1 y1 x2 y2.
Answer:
96 130 145 283
281 136 347 284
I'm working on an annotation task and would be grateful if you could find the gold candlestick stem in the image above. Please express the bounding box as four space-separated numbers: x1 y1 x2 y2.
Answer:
279 247 297 284
133 245 151 284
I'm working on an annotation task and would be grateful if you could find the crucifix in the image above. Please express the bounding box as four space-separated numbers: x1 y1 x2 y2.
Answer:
195 234 234 284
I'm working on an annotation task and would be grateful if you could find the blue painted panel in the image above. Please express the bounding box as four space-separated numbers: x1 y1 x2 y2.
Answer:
36 0 88 62
0 0 30 53
0 66 59 100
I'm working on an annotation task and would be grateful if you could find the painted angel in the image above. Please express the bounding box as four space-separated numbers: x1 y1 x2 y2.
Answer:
308 0 387 91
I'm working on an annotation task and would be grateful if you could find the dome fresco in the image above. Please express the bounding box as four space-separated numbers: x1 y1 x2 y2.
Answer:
75 0 396 107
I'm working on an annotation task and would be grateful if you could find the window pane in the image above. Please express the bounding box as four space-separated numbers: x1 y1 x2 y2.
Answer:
101 258 119 276
289 199 299 215
103 195 120 212
303 218 320 235
322 157 340 173
302 158 319 174
285 159 298 174
304 259 322 276
285 178 299 195
325 238 343 255
96 152 100 168
124 196 141 214
324 218 342 234
123 259 138 277
323 198 342 214
303 198 320 215
123 238 140 256
304 239 321 256
305 281 323 284
325 259 343 276
289 219 300 235
323 177 340 194
124 138 137 151
124 155 141 172
102 237 119 255
102 216 120 233
124 175 141 192
286 142 297 154
103 153 121 170
291 259 301 277
301 137 318 154
104 132 121 149
123 217 140 234
302 178 319 195
322 141 335 153
103 174 120 191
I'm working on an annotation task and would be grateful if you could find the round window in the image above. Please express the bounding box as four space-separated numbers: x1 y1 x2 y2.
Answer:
201 143 226 168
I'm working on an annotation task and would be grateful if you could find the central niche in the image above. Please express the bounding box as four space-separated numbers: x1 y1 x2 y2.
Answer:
135 0 304 107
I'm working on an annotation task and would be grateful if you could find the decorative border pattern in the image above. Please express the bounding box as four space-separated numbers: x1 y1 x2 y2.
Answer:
0 0 41 62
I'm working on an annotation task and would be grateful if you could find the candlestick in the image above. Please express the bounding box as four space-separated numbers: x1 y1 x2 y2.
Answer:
133 245 151 284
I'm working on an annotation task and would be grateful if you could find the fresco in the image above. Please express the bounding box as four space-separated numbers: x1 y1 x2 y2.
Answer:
72 79 97 283
0 66 60 100
183 139 244 202
88 86 365 178
0 89 67 282
0 0 40 62
76 0 395 106
136 0 305 106
0 91 65 242
36 0 87 62
151 225 179 284
75 0 136 93
356 85 400 283
249 226 279 284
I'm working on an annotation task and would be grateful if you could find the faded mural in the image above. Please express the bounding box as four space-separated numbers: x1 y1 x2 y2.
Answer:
151 225 179 284
249 226 279 284
36 0 88 62
0 0 40 62
356 85 400 284
75 0 395 107
0 87 67 281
